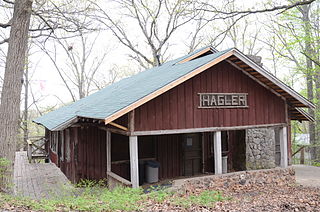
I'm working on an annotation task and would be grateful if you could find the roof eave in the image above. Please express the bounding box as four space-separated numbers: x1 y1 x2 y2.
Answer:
232 49 315 109
51 117 79 131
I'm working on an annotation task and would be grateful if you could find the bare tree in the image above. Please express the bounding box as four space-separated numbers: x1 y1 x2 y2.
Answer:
263 0 320 161
199 0 316 20
92 0 200 69
0 0 96 44
37 31 110 102
0 0 98 191
218 1 263 56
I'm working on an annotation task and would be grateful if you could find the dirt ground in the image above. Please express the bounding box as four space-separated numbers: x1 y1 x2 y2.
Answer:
1 183 319 211
145 184 320 212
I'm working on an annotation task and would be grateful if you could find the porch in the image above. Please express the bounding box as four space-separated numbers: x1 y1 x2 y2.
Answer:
106 125 289 188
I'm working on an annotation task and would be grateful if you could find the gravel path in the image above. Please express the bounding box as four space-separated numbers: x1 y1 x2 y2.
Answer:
294 165 320 188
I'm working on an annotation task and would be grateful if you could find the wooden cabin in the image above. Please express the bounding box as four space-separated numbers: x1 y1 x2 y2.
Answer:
34 47 314 188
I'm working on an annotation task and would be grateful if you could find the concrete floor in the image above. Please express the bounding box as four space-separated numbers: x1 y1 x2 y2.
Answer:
293 165 320 188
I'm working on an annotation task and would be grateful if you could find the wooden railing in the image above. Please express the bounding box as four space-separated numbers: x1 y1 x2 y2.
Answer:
292 145 307 164
107 171 132 189
292 145 320 165
26 136 48 163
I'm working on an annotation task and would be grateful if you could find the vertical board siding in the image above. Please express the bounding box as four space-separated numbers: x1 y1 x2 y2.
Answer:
156 134 183 179
134 61 286 131
58 126 107 183
203 132 214 173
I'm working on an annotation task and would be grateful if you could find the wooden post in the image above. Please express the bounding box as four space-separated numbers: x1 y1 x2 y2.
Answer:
106 131 111 173
300 147 305 165
27 139 32 163
129 136 139 188
280 126 288 168
214 131 222 174
128 110 135 133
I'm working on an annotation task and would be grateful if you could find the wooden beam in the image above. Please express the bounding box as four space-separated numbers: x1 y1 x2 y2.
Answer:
214 131 222 174
228 56 239 61
104 50 234 124
238 64 250 68
98 126 129 136
129 136 139 188
131 123 285 136
109 122 128 131
107 171 132 186
128 110 135 132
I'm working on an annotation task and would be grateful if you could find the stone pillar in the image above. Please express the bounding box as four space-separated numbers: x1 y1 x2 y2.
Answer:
280 127 288 168
214 131 222 174
246 127 276 170
129 136 139 188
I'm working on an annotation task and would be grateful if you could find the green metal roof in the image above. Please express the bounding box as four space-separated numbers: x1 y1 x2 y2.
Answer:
34 46 228 130
34 46 315 131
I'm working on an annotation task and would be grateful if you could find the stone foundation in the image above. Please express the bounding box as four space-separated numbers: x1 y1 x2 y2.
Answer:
173 167 295 193
246 128 276 170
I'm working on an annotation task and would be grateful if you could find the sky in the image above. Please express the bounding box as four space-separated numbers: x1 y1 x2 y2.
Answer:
0 0 307 114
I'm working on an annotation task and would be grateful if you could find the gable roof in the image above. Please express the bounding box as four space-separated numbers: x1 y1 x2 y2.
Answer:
34 47 314 131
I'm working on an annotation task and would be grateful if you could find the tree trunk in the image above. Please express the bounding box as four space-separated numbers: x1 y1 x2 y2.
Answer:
0 0 33 191
300 4 317 161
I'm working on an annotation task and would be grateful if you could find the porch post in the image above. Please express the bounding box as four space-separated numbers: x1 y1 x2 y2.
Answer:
280 126 288 168
106 131 111 173
129 136 139 188
214 131 222 174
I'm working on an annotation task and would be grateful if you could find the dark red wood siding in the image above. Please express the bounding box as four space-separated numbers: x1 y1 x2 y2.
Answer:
203 132 214 173
134 61 286 131
111 134 184 181
77 126 107 181
155 134 183 179
49 126 108 183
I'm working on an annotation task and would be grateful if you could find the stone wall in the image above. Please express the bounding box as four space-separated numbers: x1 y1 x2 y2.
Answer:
173 167 295 193
246 128 276 170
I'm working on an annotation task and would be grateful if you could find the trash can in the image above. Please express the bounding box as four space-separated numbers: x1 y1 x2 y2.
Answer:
145 160 160 183
222 156 228 174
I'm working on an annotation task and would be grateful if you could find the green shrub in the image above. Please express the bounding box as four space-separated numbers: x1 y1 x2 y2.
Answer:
0 158 10 178
0 158 11 191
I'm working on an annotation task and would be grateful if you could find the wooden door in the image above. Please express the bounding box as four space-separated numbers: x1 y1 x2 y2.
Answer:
183 134 202 176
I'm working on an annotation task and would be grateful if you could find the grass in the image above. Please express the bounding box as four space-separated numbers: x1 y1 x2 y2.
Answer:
1 186 145 211
173 190 229 208
0 183 229 211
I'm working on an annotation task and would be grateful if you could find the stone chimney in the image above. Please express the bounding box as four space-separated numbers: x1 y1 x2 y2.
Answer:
246 55 263 67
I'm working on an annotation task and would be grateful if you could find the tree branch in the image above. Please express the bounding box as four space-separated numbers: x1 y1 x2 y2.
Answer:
200 0 316 18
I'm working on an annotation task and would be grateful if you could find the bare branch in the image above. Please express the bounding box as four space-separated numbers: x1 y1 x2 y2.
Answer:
200 0 316 19
301 51 320 67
